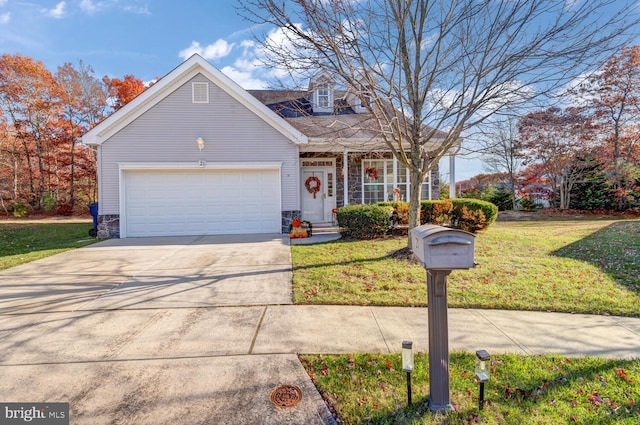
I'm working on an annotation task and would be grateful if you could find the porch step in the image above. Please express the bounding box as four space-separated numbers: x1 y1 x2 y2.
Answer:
312 226 341 234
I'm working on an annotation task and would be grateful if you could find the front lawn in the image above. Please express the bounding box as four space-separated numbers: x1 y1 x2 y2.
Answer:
301 352 640 424
292 220 640 316
0 221 98 270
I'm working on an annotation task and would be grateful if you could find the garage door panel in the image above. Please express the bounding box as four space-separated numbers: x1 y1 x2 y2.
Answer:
124 169 281 237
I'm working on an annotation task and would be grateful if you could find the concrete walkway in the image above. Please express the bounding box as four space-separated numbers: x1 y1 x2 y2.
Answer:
0 235 638 424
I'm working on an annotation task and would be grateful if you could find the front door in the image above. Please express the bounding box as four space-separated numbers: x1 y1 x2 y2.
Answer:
301 159 336 224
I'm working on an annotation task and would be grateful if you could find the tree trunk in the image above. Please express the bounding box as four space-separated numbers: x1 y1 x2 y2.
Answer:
407 170 424 249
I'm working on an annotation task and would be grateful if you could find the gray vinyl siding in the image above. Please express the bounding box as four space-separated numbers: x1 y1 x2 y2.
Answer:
98 74 300 215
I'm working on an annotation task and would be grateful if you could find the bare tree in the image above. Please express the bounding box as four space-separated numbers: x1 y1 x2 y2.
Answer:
477 118 523 210
239 0 637 245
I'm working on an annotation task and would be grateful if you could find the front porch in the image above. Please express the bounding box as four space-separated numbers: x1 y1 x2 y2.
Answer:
298 152 440 226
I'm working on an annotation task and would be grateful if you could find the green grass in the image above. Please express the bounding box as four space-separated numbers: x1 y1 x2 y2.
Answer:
292 220 640 316
301 352 640 424
0 221 98 270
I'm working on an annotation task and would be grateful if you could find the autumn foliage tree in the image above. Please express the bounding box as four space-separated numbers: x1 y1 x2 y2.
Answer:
103 74 147 111
571 46 640 209
519 107 597 209
0 53 144 216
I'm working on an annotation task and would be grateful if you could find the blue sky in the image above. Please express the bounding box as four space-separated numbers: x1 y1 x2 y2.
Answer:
0 1 269 85
8 0 628 183
0 0 479 181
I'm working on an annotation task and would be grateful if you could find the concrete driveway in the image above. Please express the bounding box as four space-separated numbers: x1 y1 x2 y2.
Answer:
0 234 293 314
0 235 335 425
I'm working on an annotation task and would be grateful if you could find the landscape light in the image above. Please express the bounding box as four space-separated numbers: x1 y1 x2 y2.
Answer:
402 341 414 406
475 349 491 410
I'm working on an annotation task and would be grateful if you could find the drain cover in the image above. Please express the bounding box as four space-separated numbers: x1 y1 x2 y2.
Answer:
270 385 302 408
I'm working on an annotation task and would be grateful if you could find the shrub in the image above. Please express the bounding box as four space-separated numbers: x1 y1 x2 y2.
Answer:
487 187 515 211
337 204 390 239
519 197 541 211
421 200 453 225
377 201 410 225
420 199 497 233
12 202 28 218
451 198 498 231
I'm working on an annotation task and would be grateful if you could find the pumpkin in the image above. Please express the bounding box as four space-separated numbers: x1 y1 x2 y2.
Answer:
292 217 301 228
289 233 295 239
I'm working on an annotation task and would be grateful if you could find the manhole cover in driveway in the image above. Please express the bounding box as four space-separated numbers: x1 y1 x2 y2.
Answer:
270 385 302 408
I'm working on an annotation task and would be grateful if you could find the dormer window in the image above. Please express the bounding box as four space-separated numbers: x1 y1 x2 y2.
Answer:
354 85 371 114
309 71 335 114
317 83 331 108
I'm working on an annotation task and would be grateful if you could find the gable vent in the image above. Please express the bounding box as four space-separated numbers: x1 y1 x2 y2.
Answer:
192 82 209 104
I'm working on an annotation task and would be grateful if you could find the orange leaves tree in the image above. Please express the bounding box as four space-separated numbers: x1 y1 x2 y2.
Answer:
0 54 63 210
519 107 597 209
103 74 147 111
0 54 143 215
571 46 640 209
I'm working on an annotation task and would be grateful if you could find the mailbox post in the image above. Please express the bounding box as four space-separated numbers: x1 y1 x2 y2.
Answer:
411 224 476 412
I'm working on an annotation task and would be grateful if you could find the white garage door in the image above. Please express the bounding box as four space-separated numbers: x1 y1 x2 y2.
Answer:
123 169 281 237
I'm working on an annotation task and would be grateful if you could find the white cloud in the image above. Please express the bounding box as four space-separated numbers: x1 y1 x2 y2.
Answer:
0 12 9 24
555 70 600 106
78 0 149 16
178 39 234 61
124 4 150 15
220 65 269 90
0 0 7 7
43 1 66 19
80 0 101 15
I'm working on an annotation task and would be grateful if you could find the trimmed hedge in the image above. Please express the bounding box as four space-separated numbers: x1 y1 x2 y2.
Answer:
377 201 410 226
450 198 498 232
336 204 391 239
337 199 497 239
421 199 497 232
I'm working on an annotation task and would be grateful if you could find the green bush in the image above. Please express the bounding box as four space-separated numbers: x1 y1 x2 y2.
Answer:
376 201 410 225
519 197 541 211
12 202 28 218
420 199 497 233
487 186 515 211
420 200 453 225
337 204 390 239
451 198 498 232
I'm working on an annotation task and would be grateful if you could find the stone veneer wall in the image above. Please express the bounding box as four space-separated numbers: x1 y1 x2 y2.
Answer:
347 154 364 205
429 169 440 200
335 155 344 208
282 210 301 233
100 212 296 237
97 215 120 239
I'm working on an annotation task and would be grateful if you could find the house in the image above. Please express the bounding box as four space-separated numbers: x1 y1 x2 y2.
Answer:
83 54 450 238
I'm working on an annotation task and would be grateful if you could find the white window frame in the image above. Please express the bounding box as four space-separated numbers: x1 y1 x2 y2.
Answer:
361 158 435 203
316 83 332 109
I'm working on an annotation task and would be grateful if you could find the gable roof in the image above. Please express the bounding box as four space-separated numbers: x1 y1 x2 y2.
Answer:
249 89 451 153
82 54 308 146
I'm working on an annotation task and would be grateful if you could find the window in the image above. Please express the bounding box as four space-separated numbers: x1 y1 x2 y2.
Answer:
362 159 409 203
317 83 331 108
362 159 434 203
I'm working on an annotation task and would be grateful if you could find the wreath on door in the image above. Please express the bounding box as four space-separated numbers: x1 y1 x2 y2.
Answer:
305 176 321 198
